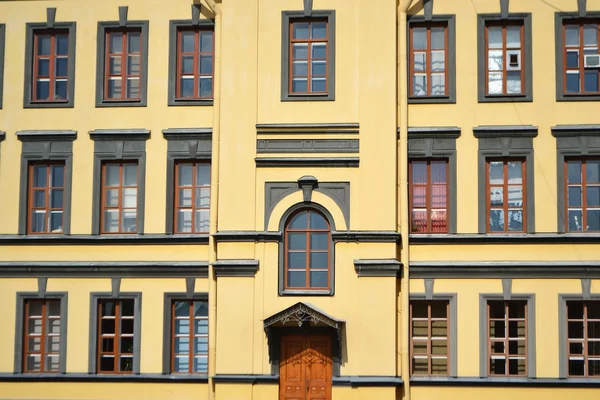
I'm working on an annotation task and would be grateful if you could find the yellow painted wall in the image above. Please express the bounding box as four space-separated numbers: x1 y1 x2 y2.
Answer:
411 386 600 400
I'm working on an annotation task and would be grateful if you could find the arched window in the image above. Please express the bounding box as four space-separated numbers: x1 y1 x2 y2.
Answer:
284 208 331 291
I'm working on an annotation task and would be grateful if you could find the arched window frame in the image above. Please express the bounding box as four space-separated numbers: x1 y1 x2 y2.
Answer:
278 203 335 296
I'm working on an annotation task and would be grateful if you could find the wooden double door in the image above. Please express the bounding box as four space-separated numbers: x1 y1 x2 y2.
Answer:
280 335 332 400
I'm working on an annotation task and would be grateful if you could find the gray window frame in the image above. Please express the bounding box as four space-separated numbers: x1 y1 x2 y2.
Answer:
88 292 142 374
162 292 209 374
409 293 458 377
17 130 76 235
23 22 77 108
475 127 537 233
168 19 215 106
14 292 68 374
163 129 212 234
407 14 456 104
477 13 532 103
408 127 460 234
552 125 600 233
95 21 149 107
89 130 149 235
479 293 536 378
555 12 600 101
0 24 5 109
278 202 336 296
281 10 336 102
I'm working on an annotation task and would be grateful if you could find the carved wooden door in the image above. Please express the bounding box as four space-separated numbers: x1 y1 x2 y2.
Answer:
280 335 332 400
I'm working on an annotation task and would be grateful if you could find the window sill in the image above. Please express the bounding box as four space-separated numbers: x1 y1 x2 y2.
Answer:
280 289 333 296
0 373 209 383
409 232 600 244
169 98 214 107
410 376 600 387
557 93 600 102
408 95 455 104
24 100 73 109
281 93 335 102
96 99 146 108
479 94 532 103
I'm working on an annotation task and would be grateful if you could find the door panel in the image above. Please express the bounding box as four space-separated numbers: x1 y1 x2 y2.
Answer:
280 336 306 400
306 337 331 400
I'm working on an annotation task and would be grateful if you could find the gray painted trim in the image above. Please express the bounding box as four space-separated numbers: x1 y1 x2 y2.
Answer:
0 373 208 382
256 123 359 135
502 278 512 300
89 129 150 140
212 374 279 384
407 126 461 139
89 292 142 374
409 260 600 278
281 11 336 101
353 259 402 277
257 139 359 153
552 124 600 136
410 376 600 386
500 0 510 18
477 14 533 103
212 231 281 242
0 234 209 244
163 293 208 374
473 125 538 138
119 6 128 26
16 130 77 141
38 278 48 297
256 157 358 168
410 293 458 377
212 260 259 277
424 279 434 299
95 21 149 107
162 128 212 139
479 294 536 378
407 15 456 104
168 19 214 106
0 131 5 142
111 278 121 297
0 24 5 109
24 22 76 108
581 278 591 299
578 0 587 17
409 233 600 244
332 376 403 387
331 231 401 242
555 12 600 101
14 292 68 373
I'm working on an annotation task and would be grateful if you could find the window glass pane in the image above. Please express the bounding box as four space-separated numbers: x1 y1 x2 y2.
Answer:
195 209 210 232
506 26 521 48
292 23 309 39
489 162 504 184
584 71 599 92
123 164 137 186
123 188 137 208
174 301 189 317
31 211 46 233
292 43 308 59
412 27 426 50
489 209 505 232
567 50 579 68
588 210 600 231
128 32 141 53
310 271 328 288
109 56 122 75
431 27 445 49
56 58 68 77
36 81 50 100
506 72 522 94
28 337 41 352
488 27 502 48
411 301 428 319
311 77 326 92
568 209 583 231
105 189 119 207
587 186 600 206
311 22 327 39
431 74 445 95
431 51 445 71
569 359 584 376
566 25 580 46
289 211 308 229
508 210 523 231
38 59 50 76
181 55 194 74
33 166 48 187
196 164 210 186
103 210 119 232
27 355 42 371
199 77 213 97
488 50 503 71
33 190 46 207
175 337 190 354
38 35 51 55
587 161 600 183
55 80 67 100
200 32 213 52
568 161 582 183
195 319 208 335
293 60 308 76
508 186 523 207
195 337 208 353
413 340 427 354
584 25 598 46
174 356 189 372
195 356 208 373
128 55 141 75
488 72 502 94
507 162 522 183
107 78 122 98
175 319 190 335
127 78 140 98
312 60 326 76
288 252 306 269
412 357 428 374
432 339 447 355
567 301 584 319
122 210 137 232
411 161 427 184
200 55 213 74
310 252 328 269
311 43 326 59
178 188 192 207
181 31 195 52
567 72 580 93
413 52 426 71
568 186 582 207
288 270 306 287
178 164 193 186
413 74 426 96
588 303 600 320
310 212 328 229
568 321 584 338
194 187 209 208
50 189 63 208
109 33 123 53
288 232 307 250
292 78 307 92
411 210 427 232
310 232 328 250
177 210 193 232
194 301 208 317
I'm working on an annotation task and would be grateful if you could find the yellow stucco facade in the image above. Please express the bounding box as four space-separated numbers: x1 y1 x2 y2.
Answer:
0 0 599 399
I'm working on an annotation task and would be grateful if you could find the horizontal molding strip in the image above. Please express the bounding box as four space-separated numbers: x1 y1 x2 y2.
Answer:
354 259 403 277
0 261 209 278
255 157 359 168
409 233 600 244
212 260 259 277
213 231 400 243
16 130 77 141
257 139 359 153
405 126 461 139
0 373 208 383
551 124 600 136
332 376 403 387
89 129 150 140
213 231 281 242
473 125 538 138
410 376 600 387
0 234 209 245
212 374 279 384
256 122 359 135
410 261 600 278
162 127 212 139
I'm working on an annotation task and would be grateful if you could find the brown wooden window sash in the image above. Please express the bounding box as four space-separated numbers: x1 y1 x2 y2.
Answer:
565 158 600 232
100 162 138 234
410 300 450 376
104 29 142 101
23 299 61 373
563 22 600 94
171 300 209 374
409 159 449 233
488 300 528 376
33 31 69 102
486 158 526 233
176 28 214 99
484 22 525 95
566 301 600 377
289 19 328 95
409 23 449 97
174 161 211 234
97 299 135 374
28 162 65 234
284 209 331 290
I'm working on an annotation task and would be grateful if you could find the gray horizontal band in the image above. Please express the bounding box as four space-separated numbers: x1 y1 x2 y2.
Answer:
0 373 208 383
332 231 401 243
89 129 150 140
409 233 600 244
16 130 77 141
407 126 461 139
354 259 402 277
162 128 212 139
212 260 259 277
332 376 403 387
213 231 282 242
256 123 359 129
551 124 600 137
0 234 209 245
473 125 538 138
255 157 359 168
410 376 600 387
257 139 359 153
410 261 600 278
212 374 279 384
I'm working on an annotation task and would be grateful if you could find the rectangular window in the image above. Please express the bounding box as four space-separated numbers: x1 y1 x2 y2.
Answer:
97 299 135 374
28 163 65 234
23 299 62 373
410 300 449 376
565 158 600 232
487 300 527 376
171 300 209 374
409 159 449 233
289 19 328 95
174 162 210 233
566 301 600 376
176 29 213 99
104 30 142 101
563 22 600 94
410 23 448 97
486 159 526 233
485 22 524 95
33 31 69 102
101 162 138 234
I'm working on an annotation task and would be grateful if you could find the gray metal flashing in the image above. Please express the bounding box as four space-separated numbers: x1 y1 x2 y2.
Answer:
407 126 461 139
473 125 538 138
407 15 456 104
255 157 359 168
281 10 335 101
212 231 282 242
303 0 313 16
89 129 150 140
479 294 536 378
423 0 434 20
410 376 600 387
353 259 402 277
477 14 533 103
410 293 458 377
256 123 359 135
257 139 359 153
0 234 209 244
578 0 587 17
119 6 128 26
16 130 77 141
500 0 509 18
332 231 401 243
168 19 214 106
0 24 5 109
551 124 600 136
46 8 56 27
23 22 76 108
95 20 149 107
0 373 209 382
14 292 68 374
89 292 142 374
162 128 213 139
212 260 259 277
212 374 278 384
409 233 600 244
332 376 404 387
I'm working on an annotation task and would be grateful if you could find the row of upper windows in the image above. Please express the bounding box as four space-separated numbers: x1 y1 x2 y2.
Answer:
0 12 599 108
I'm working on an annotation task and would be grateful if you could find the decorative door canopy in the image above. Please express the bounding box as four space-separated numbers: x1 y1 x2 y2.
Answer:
264 302 344 332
